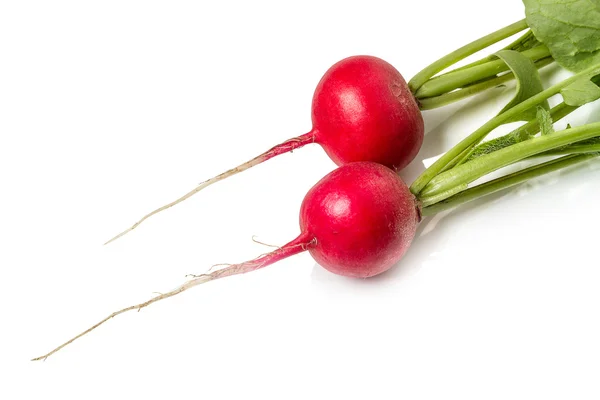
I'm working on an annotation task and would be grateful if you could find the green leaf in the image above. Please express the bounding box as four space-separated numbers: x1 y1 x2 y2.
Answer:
495 49 549 122
523 0 600 72
464 123 540 163
561 78 600 106
464 134 522 162
536 106 554 135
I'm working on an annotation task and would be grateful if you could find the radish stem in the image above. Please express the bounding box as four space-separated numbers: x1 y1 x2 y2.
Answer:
440 30 540 75
409 19 529 93
32 233 316 361
535 143 600 156
420 153 599 216
410 62 600 195
104 132 316 245
418 57 554 110
415 45 551 99
420 122 600 199
420 184 468 207
455 101 578 166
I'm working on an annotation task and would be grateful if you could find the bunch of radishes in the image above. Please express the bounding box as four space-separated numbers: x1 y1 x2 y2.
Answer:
34 1 600 361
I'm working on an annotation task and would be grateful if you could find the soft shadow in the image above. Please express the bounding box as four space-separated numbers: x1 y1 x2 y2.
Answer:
539 62 563 83
309 221 431 289
584 101 600 125
389 157 600 281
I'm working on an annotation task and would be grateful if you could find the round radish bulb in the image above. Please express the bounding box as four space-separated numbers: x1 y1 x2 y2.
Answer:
107 56 424 244
300 161 420 277
312 56 424 171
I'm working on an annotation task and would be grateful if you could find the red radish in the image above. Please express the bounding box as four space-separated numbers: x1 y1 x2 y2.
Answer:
34 162 420 360
312 56 424 170
35 19 598 361
106 55 423 244
193 161 420 279
299 161 419 278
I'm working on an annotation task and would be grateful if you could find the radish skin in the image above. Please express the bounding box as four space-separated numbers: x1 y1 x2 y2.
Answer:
300 162 419 277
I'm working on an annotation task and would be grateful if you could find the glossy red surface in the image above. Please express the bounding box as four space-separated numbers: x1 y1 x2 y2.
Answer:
311 56 424 171
300 162 419 278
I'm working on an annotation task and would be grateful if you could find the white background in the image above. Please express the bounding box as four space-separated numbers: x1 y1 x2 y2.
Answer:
2 1 600 399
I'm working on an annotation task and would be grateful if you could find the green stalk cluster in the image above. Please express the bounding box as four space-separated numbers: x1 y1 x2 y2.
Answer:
409 19 553 110
413 63 600 215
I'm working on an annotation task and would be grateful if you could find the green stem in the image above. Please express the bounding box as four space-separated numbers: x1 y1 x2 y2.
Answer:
418 57 554 110
533 143 600 157
504 30 540 53
420 153 599 216
440 30 538 75
408 19 529 93
420 184 468 208
415 46 551 99
410 62 600 195
439 146 475 174
456 101 577 165
420 122 600 198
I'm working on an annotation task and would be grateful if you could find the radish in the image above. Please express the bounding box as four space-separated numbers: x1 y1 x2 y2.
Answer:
33 58 600 360
107 19 551 244
33 162 420 360
299 161 419 278
311 57 423 171
32 5 600 360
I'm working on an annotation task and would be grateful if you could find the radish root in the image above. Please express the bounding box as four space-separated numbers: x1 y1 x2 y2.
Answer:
251 235 281 249
196 235 283 275
104 132 316 245
32 234 316 361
